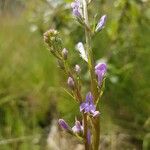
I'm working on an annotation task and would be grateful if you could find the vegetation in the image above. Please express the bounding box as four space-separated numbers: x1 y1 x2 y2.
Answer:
0 0 149 149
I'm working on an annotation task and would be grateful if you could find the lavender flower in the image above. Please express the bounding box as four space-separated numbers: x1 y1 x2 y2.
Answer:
67 77 75 90
95 63 107 86
80 92 100 117
72 120 83 133
58 119 70 130
59 118 83 135
95 15 107 32
71 0 82 18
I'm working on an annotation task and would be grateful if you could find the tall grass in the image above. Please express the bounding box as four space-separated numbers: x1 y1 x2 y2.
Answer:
0 15 60 149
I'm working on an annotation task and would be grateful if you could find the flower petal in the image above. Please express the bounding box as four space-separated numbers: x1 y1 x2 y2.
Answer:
89 104 96 112
92 111 100 117
95 63 107 72
85 92 93 103
71 0 83 18
80 102 87 112
72 120 83 133
58 119 69 130
95 63 107 86
84 105 90 113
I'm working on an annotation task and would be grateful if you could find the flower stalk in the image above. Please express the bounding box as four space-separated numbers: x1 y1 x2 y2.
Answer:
43 0 107 149
82 0 100 149
82 0 99 101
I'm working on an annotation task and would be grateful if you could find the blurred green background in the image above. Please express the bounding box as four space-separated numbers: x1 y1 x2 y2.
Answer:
0 0 149 149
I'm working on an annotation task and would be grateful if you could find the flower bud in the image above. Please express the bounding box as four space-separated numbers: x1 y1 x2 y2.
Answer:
72 8 81 17
43 29 62 52
67 77 75 90
92 111 100 117
95 15 107 32
58 119 69 130
43 35 49 43
75 64 81 74
62 48 68 60
71 0 82 18
95 63 107 86
72 120 83 134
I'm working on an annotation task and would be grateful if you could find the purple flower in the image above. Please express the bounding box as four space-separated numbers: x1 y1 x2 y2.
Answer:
58 119 83 134
80 92 100 117
95 63 107 86
58 119 69 130
71 0 82 18
72 120 83 133
95 15 107 32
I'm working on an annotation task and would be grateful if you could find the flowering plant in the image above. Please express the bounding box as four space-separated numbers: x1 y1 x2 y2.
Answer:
44 0 107 149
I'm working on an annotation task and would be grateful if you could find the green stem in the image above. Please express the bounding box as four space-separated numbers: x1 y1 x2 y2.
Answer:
92 117 100 150
82 0 100 149
82 0 98 101
83 113 89 150
63 60 82 102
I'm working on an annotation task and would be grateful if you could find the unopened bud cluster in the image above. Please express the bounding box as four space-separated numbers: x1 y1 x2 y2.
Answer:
44 29 62 52
44 29 69 69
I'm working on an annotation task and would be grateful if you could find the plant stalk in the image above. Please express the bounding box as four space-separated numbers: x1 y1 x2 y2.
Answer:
92 116 100 150
82 0 98 101
82 0 100 149
83 113 89 150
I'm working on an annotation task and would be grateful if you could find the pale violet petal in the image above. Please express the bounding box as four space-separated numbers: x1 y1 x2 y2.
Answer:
92 111 100 117
80 102 86 112
85 92 93 103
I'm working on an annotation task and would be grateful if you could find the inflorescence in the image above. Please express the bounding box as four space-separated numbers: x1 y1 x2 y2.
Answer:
44 0 107 149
